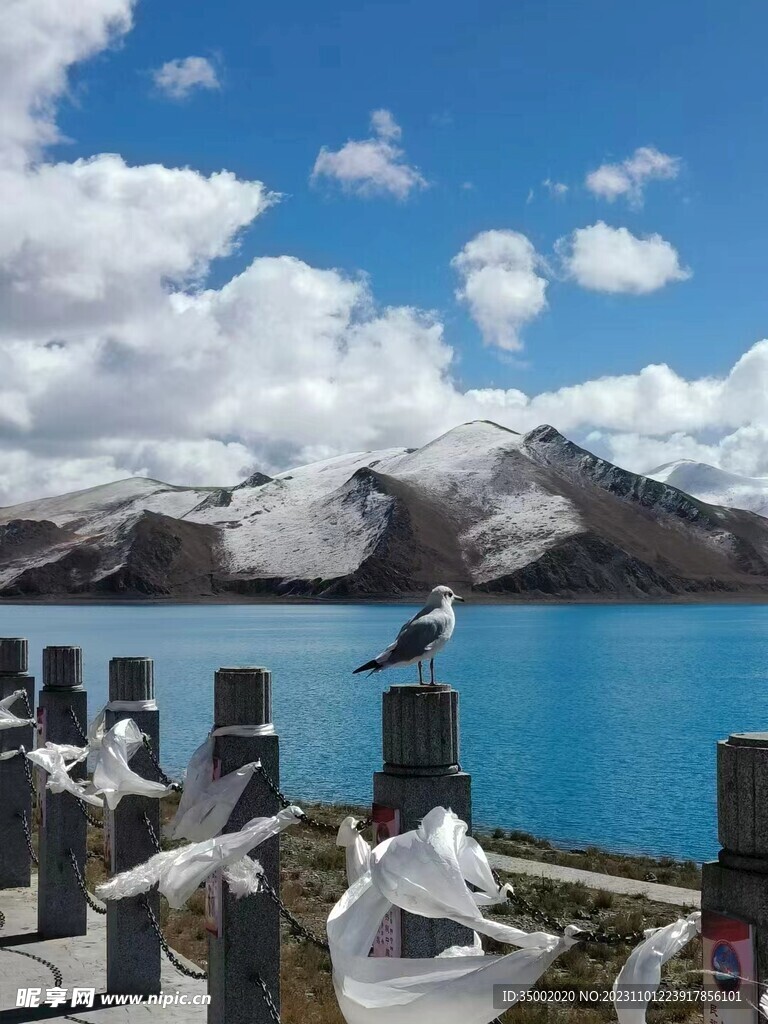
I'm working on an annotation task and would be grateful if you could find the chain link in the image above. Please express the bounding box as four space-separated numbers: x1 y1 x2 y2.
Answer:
19 809 38 865
142 811 162 853
1 946 63 988
502 884 646 947
68 848 107 915
18 745 37 799
251 973 281 1023
76 797 104 829
255 764 370 834
19 687 33 719
257 873 330 952
67 706 89 745
139 895 208 980
141 734 180 789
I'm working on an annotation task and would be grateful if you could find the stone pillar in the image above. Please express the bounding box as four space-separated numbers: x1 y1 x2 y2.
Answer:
208 668 280 1024
38 646 88 938
373 684 473 956
702 732 768 992
105 657 161 996
0 639 35 889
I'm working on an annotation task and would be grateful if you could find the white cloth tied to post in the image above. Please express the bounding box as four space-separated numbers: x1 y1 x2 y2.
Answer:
332 808 702 1024
329 807 578 1024
87 699 159 749
0 690 34 730
212 724 276 737
92 717 174 809
165 733 260 842
25 742 102 806
613 912 702 1024
97 805 302 908
28 716 174 810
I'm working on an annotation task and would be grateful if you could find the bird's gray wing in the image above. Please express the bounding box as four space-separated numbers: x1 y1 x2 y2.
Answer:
394 603 431 638
382 609 449 665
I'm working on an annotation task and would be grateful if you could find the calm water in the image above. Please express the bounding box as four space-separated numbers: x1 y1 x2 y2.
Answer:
2 602 765 862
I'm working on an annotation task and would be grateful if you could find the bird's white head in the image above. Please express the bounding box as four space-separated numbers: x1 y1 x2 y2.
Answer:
428 584 465 607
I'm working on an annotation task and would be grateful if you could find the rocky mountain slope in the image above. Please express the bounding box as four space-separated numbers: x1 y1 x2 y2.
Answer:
649 460 768 518
4 421 768 599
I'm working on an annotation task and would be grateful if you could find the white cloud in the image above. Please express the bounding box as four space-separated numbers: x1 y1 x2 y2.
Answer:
452 231 548 351
0 0 134 166
585 146 680 205
557 222 691 294
542 178 568 198
153 56 219 99
369 108 400 140
311 109 427 199
1 0 767 511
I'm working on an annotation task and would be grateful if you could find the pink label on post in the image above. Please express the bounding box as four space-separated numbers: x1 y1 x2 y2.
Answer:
371 804 401 958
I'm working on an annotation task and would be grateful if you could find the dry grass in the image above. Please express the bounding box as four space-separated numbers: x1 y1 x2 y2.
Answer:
69 799 703 1024
479 828 701 891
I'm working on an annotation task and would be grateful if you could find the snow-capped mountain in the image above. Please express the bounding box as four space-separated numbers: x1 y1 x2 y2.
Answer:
649 460 768 519
4 421 768 599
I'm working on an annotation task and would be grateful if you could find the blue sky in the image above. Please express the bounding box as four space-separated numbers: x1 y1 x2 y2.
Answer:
58 0 768 392
2 0 768 501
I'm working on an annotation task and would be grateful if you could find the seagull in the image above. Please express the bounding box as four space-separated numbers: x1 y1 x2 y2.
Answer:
353 585 464 685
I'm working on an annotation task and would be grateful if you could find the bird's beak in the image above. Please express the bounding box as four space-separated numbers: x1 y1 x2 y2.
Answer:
453 594 465 602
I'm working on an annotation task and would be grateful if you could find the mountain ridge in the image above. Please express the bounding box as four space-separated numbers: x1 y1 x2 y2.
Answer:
3 421 768 600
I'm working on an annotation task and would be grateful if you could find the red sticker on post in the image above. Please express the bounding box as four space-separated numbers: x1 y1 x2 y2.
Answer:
702 910 758 1024
371 805 401 958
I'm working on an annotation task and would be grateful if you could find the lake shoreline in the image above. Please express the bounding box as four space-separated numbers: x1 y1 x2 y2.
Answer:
3 591 768 606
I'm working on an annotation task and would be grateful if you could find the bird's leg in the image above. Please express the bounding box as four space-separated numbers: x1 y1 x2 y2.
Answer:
430 658 436 685
418 661 424 686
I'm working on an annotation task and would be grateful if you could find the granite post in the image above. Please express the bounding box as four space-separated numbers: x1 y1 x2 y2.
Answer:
0 638 35 889
105 657 161 996
38 646 88 938
208 668 280 1024
702 731 768 996
373 683 473 956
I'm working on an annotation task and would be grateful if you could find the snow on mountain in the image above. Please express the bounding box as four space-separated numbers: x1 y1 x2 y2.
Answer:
649 460 768 518
0 478 216 531
4 422 768 599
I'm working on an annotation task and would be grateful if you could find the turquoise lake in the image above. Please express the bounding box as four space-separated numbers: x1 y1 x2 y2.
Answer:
2 601 765 862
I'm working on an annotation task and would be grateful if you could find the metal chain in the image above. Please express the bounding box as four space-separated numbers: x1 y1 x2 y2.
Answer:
141 734 181 789
67 706 89 745
1 946 63 988
18 746 36 799
251 973 281 1023
142 811 162 854
139 895 208 980
0 908 5 930
503 886 646 947
19 809 38 865
19 688 33 719
255 764 370 834
257 874 330 951
68 849 107 915
76 797 104 829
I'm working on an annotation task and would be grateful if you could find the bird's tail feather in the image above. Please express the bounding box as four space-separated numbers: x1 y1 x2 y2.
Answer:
353 659 380 675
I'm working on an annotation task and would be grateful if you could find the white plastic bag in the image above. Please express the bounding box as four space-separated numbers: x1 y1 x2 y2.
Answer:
328 807 580 1024
26 743 102 807
87 699 159 750
337 816 371 886
164 734 259 842
97 805 302 908
0 690 34 730
613 911 701 1024
92 718 173 810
